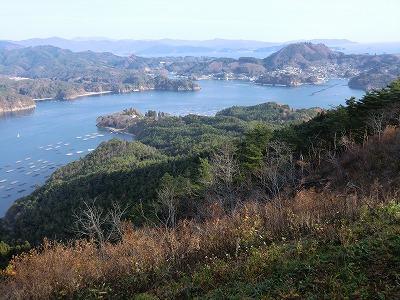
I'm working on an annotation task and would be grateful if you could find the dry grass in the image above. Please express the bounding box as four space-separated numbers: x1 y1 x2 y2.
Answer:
1 128 400 299
0 187 392 300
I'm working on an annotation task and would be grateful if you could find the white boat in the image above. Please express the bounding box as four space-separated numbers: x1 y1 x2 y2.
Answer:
64 143 70 146
76 136 82 139
66 153 73 156
76 151 83 154
17 133 20 138
88 149 95 152
16 160 22 163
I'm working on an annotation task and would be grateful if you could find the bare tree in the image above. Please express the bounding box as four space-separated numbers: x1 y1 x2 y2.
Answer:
73 201 127 247
154 174 192 228
208 144 240 211
156 176 179 228
254 141 295 202
367 111 386 140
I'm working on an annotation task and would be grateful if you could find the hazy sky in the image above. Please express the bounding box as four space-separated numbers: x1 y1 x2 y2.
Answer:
1 0 399 42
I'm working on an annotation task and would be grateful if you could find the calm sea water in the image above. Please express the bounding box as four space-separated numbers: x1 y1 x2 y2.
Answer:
0 79 364 216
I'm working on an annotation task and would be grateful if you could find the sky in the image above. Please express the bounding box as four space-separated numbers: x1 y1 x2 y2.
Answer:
0 0 399 42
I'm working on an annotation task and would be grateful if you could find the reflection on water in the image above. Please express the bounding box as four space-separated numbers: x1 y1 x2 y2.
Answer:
0 79 365 216
0 107 35 119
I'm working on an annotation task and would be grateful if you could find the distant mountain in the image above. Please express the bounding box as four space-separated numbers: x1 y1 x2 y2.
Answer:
0 41 23 51
288 39 356 46
13 38 279 57
263 43 339 69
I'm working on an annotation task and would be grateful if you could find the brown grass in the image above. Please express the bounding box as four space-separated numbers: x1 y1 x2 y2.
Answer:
1 187 392 300
1 128 400 299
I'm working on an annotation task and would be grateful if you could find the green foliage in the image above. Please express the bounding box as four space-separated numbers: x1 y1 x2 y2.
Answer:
0 241 31 269
239 123 273 172
3 140 200 242
217 102 321 125
275 79 400 154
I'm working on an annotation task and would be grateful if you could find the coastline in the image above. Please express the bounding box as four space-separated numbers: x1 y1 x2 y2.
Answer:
0 104 36 115
97 125 135 136
33 90 113 101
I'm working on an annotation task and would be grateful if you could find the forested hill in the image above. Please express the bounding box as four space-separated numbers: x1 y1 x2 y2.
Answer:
2 80 400 244
1 80 400 299
0 46 200 113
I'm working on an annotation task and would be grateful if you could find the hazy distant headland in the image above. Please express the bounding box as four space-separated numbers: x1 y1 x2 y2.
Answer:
7 37 400 57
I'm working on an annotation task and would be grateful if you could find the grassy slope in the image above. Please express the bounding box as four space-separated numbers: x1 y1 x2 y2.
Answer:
141 204 400 299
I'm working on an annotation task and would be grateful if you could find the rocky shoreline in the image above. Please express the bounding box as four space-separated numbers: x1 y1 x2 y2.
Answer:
0 104 36 114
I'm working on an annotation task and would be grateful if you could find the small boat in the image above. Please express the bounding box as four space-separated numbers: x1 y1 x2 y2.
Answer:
88 149 95 152
25 157 31 160
17 133 20 138
76 151 83 154
16 160 22 164
76 136 82 139
64 143 70 146
66 153 73 156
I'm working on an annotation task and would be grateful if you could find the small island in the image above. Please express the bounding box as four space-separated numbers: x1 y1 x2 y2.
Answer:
96 102 323 138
